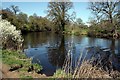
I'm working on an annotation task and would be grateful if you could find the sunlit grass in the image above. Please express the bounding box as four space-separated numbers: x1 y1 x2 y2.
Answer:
53 69 72 78
2 49 42 73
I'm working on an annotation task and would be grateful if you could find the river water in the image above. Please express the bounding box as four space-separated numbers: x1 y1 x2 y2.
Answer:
23 32 120 76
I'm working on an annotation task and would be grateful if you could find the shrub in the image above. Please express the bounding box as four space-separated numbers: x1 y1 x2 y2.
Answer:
32 63 43 73
53 69 72 78
0 18 23 50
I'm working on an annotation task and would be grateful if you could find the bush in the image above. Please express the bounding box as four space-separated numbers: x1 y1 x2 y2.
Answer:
53 69 72 78
0 18 23 50
32 63 43 73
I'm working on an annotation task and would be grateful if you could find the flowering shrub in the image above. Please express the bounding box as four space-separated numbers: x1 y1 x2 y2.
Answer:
0 18 23 50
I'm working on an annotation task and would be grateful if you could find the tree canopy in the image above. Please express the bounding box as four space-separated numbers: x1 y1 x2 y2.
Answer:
47 1 73 32
89 1 120 38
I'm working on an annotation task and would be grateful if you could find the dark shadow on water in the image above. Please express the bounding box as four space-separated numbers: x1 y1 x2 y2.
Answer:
84 39 120 73
47 35 67 68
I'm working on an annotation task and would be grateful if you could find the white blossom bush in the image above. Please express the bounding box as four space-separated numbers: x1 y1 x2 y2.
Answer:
0 18 23 50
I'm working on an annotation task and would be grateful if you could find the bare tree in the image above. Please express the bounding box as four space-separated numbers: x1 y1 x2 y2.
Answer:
89 0 120 37
10 5 20 15
47 0 73 32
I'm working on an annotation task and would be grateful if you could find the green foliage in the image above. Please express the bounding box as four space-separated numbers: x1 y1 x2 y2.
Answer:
65 24 88 35
87 26 114 38
1 8 54 32
2 4 120 38
16 12 28 30
53 69 72 78
2 5 89 35
76 18 84 26
32 63 43 73
20 74 33 80
2 50 28 65
28 15 54 32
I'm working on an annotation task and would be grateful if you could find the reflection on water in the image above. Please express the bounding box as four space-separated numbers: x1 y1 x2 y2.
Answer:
23 32 120 76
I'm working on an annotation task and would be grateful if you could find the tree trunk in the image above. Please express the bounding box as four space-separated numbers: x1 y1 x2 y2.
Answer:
62 22 65 32
109 13 118 38
110 39 115 54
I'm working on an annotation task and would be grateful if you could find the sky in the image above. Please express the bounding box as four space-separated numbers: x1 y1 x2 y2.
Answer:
2 2 92 24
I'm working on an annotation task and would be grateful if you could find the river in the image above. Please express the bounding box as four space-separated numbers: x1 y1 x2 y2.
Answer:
23 32 120 76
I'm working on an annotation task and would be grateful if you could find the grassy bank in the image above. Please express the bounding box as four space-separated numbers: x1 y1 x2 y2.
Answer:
63 27 120 39
1 49 44 78
64 28 88 36
1 49 120 79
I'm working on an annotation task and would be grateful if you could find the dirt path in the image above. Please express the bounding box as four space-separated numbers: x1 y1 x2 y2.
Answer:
0 63 19 78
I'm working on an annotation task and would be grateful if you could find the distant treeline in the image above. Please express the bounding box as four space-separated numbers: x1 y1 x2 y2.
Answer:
1 1 120 39
1 9 55 32
1 5 87 33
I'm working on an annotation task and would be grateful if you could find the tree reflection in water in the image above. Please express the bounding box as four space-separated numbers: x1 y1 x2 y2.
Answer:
47 34 77 74
47 35 120 73
110 39 120 71
47 35 67 68
85 39 120 73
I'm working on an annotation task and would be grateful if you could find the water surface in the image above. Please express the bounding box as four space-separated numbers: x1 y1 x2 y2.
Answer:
23 32 120 76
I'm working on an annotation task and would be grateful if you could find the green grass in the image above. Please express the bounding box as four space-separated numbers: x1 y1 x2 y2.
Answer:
20 74 33 80
53 69 72 78
32 63 42 73
2 49 42 73
65 28 88 36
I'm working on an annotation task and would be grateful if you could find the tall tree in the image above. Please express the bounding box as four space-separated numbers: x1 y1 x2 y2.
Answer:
89 0 120 37
17 12 28 30
47 0 73 32
117 2 120 26
10 5 20 15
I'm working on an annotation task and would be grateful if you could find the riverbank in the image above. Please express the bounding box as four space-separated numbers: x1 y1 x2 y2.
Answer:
1 50 46 78
64 28 88 36
0 63 47 78
1 49 120 79
65 29 120 39
87 27 120 39
28 29 120 39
